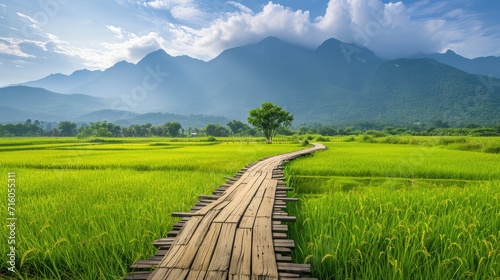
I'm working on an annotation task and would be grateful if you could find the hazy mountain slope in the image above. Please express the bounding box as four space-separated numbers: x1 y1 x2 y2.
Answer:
0 86 109 120
358 58 500 124
411 50 500 78
5 37 500 126
0 106 62 123
18 69 102 93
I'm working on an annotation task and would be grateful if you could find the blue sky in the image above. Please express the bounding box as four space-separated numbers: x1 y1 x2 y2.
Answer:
1 0 499 86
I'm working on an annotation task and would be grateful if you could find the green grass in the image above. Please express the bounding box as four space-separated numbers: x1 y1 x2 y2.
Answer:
1 136 499 279
286 142 500 180
286 140 500 280
0 138 303 279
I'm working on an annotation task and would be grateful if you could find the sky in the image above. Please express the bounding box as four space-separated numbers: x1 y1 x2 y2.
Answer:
1 0 499 86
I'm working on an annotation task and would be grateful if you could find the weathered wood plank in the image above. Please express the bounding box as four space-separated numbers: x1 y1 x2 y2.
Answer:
229 228 252 279
252 217 278 279
213 174 265 223
188 223 222 273
207 223 237 272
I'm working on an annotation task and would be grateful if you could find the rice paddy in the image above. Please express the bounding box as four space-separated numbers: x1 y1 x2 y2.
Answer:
286 139 500 279
0 136 498 279
0 137 303 279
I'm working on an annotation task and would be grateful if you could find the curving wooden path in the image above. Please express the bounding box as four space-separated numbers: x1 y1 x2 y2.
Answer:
125 143 326 280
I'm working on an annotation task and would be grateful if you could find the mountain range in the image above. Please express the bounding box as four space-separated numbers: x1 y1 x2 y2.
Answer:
2 36 499 127
410 50 500 79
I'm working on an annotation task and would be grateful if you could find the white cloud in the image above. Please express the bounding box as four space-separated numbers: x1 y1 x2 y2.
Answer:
143 0 190 10
0 37 36 58
170 5 204 22
142 0 206 23
16 12 36 24
158 2 318 60
227 1 253 14
154 0 500 60
154 0 439 60
107 25 125 39
66 30 169 69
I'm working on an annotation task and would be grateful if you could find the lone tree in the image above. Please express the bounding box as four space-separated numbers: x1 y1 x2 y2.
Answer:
248 102 294 144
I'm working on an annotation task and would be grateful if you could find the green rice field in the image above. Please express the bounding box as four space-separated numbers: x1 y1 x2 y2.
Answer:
0 137 302 279
286 139 500 279
0 136 499 279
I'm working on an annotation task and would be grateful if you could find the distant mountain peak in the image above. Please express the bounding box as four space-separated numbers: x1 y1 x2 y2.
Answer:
137 49 173 66
46 72 67 78
258 36 283 44
316 38 379 63
254 36 310 51
410 49 500 78
113 60 133 67
444 49 459 56
146 48 171 58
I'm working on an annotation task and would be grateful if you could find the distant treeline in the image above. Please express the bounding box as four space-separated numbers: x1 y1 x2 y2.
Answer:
295 121 500 137
0 119 254 138
1 119 499 137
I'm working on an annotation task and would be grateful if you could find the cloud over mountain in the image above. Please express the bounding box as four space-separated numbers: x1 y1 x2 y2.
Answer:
169 0 441 60
1 0 499 86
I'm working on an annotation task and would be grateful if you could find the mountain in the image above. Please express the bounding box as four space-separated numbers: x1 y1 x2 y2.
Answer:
0 86 109 122
7 37 500 126
75 110 228 128
410 50 500 78
115 112 230 128
19 69 102 93
76 109 139 123
0 106 62 123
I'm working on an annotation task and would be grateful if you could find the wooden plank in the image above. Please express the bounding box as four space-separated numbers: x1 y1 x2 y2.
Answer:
171 212 197 217
152 238 174 248
188 223 222 272
255 180 277 219
229 228 252 279
272 216 296 222
213 174 265 223
199 195 219 200
154 211 219 270
195 184 245 216
277 262 313 274
275 197 299 202
124 271 152 280
274 239 295 248
239 181 267 229
205 271 228 279
252 217 278 279
272 224 288 233
148 268 188 279
207 223 237 272
275 254 292 262
185 270 206 280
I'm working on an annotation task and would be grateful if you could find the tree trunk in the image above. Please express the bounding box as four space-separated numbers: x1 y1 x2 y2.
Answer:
264 129 273 144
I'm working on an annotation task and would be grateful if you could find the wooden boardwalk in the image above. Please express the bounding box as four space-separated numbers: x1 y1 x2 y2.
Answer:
125 144 326 280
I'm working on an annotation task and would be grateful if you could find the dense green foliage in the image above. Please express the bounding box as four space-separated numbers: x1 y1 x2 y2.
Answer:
248 102 294 143
0 138 303 279
3 117 499 139
286 140 500 279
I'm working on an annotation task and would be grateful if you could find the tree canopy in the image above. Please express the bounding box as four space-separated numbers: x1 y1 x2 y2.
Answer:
247 102 294 144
